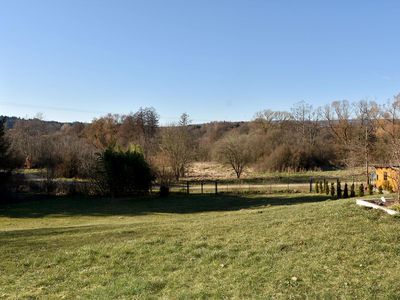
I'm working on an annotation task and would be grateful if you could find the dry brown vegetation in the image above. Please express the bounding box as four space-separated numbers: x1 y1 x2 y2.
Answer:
3 95 400 190
186 162 253 180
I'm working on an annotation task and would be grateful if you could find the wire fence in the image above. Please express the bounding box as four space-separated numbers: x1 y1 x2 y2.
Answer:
14 173 367 197
156 180 312 195
156 177 367 195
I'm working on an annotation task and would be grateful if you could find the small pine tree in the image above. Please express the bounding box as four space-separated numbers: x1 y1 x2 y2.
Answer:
359 183 365 197
319 181 323 194
368 184 374 195
343 183 349 198
337 181 342 198
325 182 329 195
350 183 355 197
378 185 383 194
315 181 319 193
330 182 335 197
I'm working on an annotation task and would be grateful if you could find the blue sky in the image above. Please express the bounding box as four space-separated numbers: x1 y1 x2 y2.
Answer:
1 0 400 123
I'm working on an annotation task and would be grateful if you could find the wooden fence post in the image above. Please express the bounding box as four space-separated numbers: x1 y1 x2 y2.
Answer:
310 177 313 193
201 181 204 194
215 181 218 194
186 181 189 195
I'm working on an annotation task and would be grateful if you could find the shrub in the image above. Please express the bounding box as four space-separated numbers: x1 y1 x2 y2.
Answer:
154 161 175 197
337 181 342 199
383 180 393 192
378 185 383 194
325 182 329 195
359 183 364 197
56 152 80 178
94 145 154 197
330 182 335 197
343 183 348 198
319 181 323 194
350 183 355 197
315 181 319 193
368 184 374 195
159 185 170 197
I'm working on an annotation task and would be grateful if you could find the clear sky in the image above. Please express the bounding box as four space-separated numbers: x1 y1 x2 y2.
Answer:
1 0 400 123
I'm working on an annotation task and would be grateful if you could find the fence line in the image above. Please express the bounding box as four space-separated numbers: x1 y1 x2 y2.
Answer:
15 175 365 196
160 180 311 195
160 177 367 195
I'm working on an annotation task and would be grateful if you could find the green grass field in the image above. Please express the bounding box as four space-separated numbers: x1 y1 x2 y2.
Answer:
1 193 400 299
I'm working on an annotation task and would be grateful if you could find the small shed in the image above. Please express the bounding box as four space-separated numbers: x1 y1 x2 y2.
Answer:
372 165 399 191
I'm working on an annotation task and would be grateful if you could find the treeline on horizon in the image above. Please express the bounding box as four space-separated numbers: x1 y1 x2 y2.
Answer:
3 94 400 180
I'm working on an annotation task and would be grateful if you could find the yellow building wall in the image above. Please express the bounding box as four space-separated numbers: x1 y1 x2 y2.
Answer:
375 167 398 191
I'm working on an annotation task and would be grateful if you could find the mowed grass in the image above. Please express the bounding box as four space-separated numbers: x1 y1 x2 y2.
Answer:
1 194 400 299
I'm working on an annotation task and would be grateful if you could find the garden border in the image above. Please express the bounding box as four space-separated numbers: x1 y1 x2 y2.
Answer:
356 199 399 215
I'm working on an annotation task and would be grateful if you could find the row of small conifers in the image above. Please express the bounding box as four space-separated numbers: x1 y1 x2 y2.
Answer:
314 181 381 198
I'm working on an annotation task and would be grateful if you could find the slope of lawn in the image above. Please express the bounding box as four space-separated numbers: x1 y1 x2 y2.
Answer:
1 194 400 299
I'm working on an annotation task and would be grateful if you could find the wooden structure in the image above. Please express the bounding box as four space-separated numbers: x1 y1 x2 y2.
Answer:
372 165 399 191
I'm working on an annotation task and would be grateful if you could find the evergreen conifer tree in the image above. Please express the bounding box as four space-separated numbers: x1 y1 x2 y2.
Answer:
337 181 342 198
368 184 374 195
343 183 348 198
350 183 356 197
378 185 383 194
359 183 365 197
330 182 335 197
325 181 329 195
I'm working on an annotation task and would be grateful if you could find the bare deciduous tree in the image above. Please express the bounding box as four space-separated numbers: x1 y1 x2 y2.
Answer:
118 107 159 157
291 101 322 146
254 109 292 133
84 114 121 149
214 133 252 178
160 113 193 180
353 100 379 185
323 100 355 166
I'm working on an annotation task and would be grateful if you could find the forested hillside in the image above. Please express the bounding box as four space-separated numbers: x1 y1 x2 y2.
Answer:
3 96 400 180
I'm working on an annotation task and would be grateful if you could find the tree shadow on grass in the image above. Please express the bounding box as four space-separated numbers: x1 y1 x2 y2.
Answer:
0 193 335 218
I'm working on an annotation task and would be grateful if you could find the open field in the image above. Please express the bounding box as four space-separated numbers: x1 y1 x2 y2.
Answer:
21 163 365 184
185 162 366 184
1 193 400 299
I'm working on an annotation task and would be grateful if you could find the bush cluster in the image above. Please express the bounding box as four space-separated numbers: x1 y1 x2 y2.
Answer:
95 146 154 197
316 179 366 199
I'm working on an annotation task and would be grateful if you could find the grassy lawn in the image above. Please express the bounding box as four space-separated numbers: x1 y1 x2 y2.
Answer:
1 193 400 299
